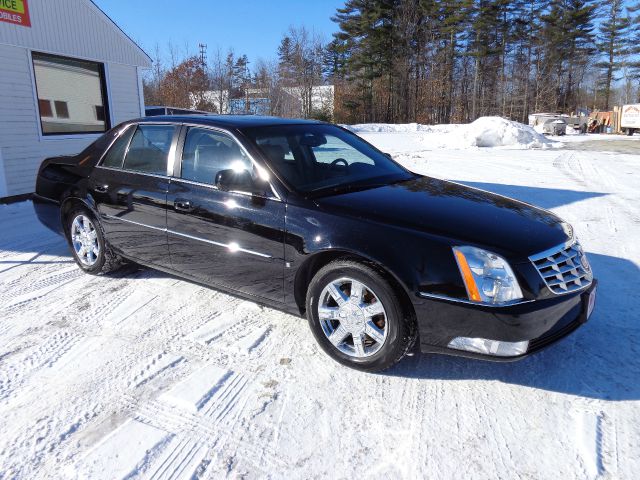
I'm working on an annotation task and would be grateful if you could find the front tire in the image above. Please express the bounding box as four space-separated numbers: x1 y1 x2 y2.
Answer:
306 260 416 372
66 207 123 275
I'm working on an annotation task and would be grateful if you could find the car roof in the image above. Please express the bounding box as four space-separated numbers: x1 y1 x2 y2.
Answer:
135 114 326 129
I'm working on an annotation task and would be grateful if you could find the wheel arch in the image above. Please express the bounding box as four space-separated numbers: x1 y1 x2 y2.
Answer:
60 195 100 235
293 248 416 323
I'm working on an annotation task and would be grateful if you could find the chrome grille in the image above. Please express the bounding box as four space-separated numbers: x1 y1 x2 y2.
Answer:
530 242 593 295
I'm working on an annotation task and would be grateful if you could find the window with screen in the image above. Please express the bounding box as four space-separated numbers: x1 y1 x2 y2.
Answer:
180 128 251 184
32 52 110 135
122 125 176 175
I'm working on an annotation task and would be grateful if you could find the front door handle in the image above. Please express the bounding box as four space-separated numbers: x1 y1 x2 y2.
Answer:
174 199 193 212
94 184 109 193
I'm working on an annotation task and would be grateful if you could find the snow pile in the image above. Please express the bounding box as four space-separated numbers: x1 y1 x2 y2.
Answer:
467 116 554 148
348 116 557 150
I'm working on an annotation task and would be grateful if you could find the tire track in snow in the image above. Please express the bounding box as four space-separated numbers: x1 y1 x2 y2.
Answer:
201 372 249 421
67 280 134 326
0 268 85 312
560 152 640 225
0 330 82 401
570 398 612 479
124 354 288 474
128 394 288 471
229 325 272 356
72 418 173 480
147 437 209 480
128 352 185 388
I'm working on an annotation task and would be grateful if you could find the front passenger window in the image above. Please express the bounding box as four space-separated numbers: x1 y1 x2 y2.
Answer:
180 127 252 184
123 125 176 175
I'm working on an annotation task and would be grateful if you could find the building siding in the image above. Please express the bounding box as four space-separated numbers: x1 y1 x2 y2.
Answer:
0 45 145 196
108 63 143 125
0 0 149 197
0 0 150 67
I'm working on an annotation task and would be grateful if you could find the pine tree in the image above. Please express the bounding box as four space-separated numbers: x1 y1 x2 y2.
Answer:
510 0 546 121
541 0 597 112
466 0 509 118
277 36 296 85
332 0 395 122
323 38 351 81
628 1 640 101
595 0 631 109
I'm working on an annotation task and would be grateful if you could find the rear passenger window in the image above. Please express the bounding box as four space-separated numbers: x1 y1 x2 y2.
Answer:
101 126 135 168
123 125 176 175
180 127 251 184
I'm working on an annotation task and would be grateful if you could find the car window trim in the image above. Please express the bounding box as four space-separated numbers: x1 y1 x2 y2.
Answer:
96 124 135 168
93 164 171 180
174 122 282 201
98 122 180 175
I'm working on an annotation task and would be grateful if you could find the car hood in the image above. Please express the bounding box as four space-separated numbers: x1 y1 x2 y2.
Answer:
314 176 570 259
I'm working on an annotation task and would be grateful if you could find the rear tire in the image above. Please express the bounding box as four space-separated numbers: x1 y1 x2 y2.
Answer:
306 260 417 372
65 207 123 275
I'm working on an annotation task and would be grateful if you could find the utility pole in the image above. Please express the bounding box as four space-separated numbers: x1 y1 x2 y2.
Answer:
198 43 207 68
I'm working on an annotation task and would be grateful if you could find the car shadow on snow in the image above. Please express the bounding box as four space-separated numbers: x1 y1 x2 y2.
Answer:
386 252 640 402
451 181 608 210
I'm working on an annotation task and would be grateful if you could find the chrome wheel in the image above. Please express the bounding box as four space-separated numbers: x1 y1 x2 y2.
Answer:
71 214 100 266
318 277 388 358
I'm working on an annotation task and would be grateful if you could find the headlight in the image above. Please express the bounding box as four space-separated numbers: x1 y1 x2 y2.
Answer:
452 246 523 305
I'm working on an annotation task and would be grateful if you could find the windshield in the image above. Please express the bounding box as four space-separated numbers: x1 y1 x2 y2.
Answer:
242 124 413 196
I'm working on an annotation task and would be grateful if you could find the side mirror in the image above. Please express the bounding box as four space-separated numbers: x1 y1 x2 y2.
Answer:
215 168 255 193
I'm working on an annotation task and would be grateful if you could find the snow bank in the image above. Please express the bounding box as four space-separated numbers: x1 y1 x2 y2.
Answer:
468 116 554 148
348 116 557 150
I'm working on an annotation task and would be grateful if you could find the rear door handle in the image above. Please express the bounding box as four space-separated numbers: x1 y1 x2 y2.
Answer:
174 199 193 212
94 184 109 193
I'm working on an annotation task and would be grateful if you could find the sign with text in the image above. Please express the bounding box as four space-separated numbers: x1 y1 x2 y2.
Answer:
0 0 31 27
621 105 640 129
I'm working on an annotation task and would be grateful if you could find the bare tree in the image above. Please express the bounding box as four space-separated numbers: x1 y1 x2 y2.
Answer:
208 48 234 114
278 26 326 118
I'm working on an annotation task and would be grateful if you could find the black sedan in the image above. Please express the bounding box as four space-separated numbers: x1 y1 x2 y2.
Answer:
33 115 597 371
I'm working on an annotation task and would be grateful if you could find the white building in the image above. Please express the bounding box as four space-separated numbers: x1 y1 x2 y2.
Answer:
0 0 151 199
197 85 335 117
284 85 335 117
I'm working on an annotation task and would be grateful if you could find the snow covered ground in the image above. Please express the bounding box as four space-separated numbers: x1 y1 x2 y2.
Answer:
347 116 559 150
1 123 640 479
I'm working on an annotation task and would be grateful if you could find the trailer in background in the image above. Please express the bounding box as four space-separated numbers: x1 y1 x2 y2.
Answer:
620 104 640 135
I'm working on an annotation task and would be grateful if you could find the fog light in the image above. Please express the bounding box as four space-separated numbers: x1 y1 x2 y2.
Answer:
448 337 529 356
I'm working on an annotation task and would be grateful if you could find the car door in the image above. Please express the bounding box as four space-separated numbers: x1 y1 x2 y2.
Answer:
90 123 178 267
166 125 286 303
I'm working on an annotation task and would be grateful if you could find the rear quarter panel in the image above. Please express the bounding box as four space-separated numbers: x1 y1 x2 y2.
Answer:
33 124 127 233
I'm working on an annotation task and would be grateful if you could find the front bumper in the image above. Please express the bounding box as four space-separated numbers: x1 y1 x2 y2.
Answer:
415 279 597 361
